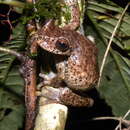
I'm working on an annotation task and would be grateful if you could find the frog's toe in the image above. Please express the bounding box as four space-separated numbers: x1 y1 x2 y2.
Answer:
40 86 61 102
39 72 57 85
39 72 56 80
40 86 94 107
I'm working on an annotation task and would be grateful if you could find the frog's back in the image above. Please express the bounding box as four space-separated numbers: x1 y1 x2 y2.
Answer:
64 31 99 91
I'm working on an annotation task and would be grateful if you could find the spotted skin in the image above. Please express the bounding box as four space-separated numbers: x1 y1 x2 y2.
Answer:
31 0 99 107
32 20 99 107
34 20 99 91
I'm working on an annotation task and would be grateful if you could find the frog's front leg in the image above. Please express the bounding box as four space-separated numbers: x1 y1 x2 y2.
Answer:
39 60 66 87
40 86 94 107
39 71 65 88
63 0 80 30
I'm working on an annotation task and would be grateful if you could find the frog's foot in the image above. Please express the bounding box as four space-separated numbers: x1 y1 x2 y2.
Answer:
39 72 57 85
40 86 94 107
39 72 64 88
40 86 61 102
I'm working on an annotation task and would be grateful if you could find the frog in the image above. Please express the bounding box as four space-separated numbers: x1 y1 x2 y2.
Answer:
31 0 99 107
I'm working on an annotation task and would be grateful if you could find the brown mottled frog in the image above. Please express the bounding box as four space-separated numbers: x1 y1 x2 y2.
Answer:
32 0 99 107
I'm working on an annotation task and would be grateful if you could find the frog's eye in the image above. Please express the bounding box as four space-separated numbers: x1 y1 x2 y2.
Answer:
56 41 69 52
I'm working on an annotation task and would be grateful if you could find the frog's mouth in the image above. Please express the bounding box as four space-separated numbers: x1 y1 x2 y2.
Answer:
38 48 69 74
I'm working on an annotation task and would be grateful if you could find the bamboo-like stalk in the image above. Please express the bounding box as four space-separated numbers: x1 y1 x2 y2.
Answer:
34 87 68 130
34 103 68 130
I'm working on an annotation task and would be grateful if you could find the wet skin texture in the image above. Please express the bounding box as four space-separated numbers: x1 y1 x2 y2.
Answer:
32 20 99 107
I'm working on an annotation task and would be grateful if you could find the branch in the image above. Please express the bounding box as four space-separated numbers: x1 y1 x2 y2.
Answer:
0 46 37 130
0 46 23 60
94 117 130 128
94 109 130 129
24 0 38 129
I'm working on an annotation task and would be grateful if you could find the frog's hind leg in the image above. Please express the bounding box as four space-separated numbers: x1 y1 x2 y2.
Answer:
40 86 94 107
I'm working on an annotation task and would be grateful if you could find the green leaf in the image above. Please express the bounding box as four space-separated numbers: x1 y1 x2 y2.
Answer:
22 0 62 24
0 23 25 83
0 23 25 129
87 0 130 118
0 88 24 130
0 0 25 8
99 52 130 118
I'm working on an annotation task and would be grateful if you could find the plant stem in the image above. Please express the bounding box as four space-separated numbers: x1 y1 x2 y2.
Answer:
0 46 22 60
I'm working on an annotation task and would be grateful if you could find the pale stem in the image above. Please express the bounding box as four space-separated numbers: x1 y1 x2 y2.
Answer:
0 46 22 60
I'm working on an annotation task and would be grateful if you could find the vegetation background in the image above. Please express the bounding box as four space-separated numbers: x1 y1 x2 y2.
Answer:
0 0 130 130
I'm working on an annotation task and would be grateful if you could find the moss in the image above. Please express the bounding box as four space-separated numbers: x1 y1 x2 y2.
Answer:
22 0 64 24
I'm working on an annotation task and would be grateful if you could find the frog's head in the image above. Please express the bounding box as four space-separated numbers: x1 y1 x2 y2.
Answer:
37 20 72 55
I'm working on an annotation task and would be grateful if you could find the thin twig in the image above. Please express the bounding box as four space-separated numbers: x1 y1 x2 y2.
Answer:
94 109 130 129
94 116 122 121
0 46 22 60
97 2 130 87
94 116 130 127
24 0 38 130
32 0 40 30
115 118 122 130
115 109 130 130
123 109 130 119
